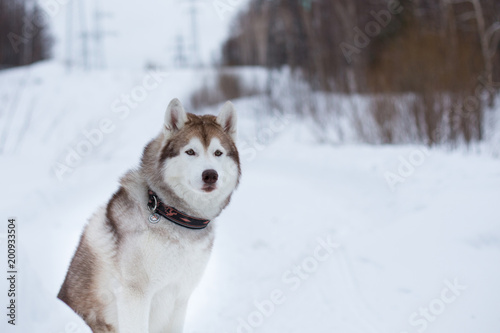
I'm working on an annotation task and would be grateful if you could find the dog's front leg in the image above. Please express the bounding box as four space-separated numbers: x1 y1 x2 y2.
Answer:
166 297 189 333
116 288 151 333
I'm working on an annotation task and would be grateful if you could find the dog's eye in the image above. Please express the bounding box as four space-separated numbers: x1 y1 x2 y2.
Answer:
185 149 195 156
214 150 223 157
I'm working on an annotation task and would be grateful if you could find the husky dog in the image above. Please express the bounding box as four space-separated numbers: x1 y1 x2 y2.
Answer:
58 99 241 333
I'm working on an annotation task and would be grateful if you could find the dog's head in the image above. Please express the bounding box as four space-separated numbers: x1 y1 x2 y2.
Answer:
156 98 240 208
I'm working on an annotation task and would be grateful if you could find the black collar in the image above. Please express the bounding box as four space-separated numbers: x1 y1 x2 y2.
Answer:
147 189 211 229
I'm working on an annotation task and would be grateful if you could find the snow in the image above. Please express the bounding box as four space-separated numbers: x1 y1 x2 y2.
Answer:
44 0 250 68
1 62 500 333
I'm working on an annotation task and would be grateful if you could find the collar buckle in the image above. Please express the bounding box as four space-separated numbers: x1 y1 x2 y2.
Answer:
147 194 157 213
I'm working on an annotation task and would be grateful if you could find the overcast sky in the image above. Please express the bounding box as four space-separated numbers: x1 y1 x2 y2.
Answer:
41 0 248 69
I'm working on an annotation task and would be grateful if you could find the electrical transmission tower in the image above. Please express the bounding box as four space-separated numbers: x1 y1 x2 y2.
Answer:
65 0 114 71
65 0 90 71
65 0 74 70
79 0 89 70
174 35 188 67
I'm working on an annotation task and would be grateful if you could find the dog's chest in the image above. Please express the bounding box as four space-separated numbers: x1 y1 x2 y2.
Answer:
138 226 215 290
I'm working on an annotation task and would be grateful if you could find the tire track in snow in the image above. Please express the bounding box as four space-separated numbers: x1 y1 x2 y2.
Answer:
0 69 32 154
332 246 383 333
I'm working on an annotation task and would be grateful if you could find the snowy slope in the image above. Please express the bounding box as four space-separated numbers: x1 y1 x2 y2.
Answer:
1 62 500 333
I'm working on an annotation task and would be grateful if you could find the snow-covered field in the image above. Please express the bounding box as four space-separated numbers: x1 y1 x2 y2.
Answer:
1 62 500 333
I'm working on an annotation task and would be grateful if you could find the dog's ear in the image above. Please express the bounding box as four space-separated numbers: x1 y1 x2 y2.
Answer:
217 101 237 140
164 98 187 135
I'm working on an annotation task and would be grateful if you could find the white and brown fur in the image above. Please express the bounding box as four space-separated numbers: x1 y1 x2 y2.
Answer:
58 99 241 333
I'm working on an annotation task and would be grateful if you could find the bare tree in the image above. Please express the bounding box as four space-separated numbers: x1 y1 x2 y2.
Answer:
0 0 51 68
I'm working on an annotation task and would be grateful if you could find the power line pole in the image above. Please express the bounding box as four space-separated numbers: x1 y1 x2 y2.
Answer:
65 0 74 70
78 0 89 70
94 3 105 69
189 0 200 67
93 3 115 70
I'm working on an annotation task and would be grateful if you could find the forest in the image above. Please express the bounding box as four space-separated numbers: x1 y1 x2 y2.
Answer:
0 0 51 69
216 0 500 145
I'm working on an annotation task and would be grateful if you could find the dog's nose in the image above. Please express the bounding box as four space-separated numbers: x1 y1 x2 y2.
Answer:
202 169 218 184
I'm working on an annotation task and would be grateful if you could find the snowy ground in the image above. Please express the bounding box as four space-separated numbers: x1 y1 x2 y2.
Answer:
1 62 500 333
